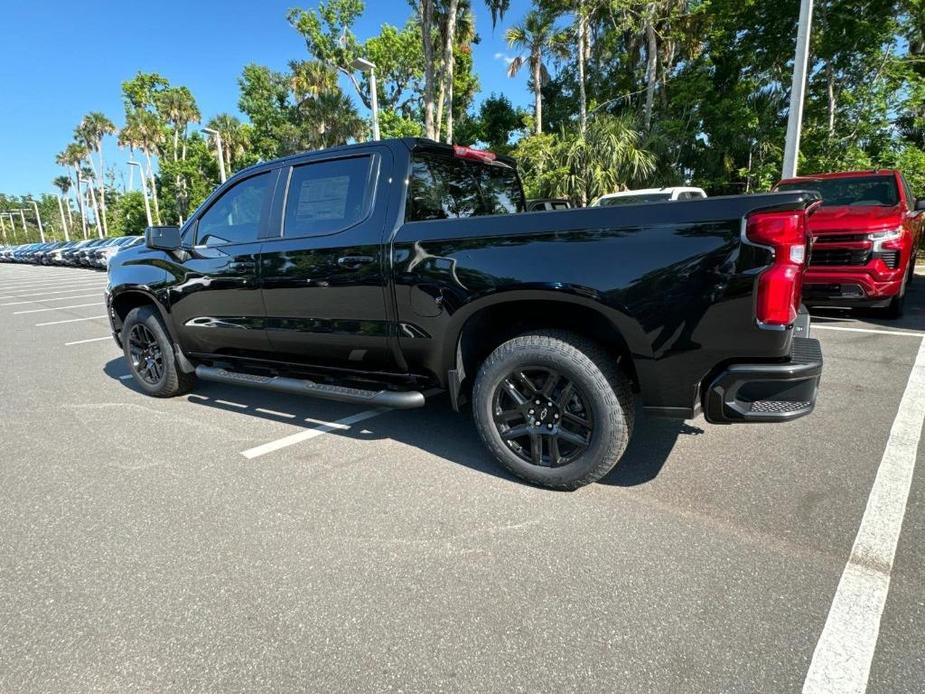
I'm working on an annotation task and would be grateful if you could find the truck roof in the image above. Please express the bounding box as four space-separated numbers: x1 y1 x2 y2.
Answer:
233 138 517 179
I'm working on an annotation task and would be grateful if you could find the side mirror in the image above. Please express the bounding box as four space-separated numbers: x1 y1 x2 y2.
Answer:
915 198 925 212
145 225 181 251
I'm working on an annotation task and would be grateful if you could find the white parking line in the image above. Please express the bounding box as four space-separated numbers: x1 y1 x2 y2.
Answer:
814 325 924 338
36 315 107 327
0 285 107 299
215 399 248 409
0 275 104 286
64 336 112 346
0 278 101 290
803 337 925 694
1 294 102 306
13 302 101 315
241 408 387 460
119 374 133 380
255 408 297 419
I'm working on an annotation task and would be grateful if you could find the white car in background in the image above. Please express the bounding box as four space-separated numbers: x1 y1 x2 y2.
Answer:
591 186 707 207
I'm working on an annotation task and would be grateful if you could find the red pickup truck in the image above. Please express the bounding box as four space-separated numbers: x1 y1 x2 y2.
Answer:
774 170 924 317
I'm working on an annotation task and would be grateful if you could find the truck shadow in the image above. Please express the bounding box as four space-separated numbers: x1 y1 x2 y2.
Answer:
103 359 697 489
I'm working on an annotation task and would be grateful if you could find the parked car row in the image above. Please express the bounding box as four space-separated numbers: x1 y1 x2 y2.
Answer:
0 236 142 269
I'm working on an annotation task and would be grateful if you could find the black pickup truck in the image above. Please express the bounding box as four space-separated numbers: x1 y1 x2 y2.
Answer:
107 138 823 489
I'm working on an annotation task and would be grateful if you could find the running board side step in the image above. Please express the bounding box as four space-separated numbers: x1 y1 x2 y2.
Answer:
194 366 426 409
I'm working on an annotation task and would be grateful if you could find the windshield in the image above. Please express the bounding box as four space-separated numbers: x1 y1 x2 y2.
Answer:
775 175 899 207
598 192 672 206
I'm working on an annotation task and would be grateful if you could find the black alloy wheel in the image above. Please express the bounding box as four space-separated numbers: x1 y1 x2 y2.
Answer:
128 323 165 385
492 367 593 467
472 330 634 490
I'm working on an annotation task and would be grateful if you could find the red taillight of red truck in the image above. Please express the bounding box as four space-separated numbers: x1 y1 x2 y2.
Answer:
746 210 810 327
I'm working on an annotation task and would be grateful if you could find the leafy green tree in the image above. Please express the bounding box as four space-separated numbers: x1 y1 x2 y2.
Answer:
288 0 368 103
455 93 525 152
205 113 253 173
113 191 148 235
238 64 293 160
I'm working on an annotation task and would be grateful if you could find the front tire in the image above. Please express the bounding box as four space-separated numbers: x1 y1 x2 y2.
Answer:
882 264 912 319
122 306 195 397
472 331 634 491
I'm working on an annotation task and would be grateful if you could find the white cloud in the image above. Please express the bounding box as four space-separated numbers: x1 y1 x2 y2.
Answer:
493 52 515 65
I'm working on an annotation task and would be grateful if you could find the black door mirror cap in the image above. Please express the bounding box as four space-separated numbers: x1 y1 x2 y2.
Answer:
145 226 181 251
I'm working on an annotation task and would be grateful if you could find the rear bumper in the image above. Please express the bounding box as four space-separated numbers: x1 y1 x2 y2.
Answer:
703 335 822 424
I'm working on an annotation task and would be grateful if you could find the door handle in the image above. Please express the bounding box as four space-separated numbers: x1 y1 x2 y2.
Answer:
229 260 256 272
337 255 375 269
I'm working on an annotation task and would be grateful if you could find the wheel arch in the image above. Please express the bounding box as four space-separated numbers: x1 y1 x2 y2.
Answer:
446 294 641 410
109 288 177 343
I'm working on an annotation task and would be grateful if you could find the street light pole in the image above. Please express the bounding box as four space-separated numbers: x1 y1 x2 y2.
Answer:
28 200 45 243
56 195 70 241
127 161 153 227
14 209 29 240
202 128 227 183
6 212 18 241
352 58 380 141
782 0 814 179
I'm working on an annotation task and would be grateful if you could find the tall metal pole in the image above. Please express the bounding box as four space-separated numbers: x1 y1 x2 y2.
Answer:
351 58 380 141
0 213 6 242
369 68 380 141
202 128 227 183
16 209 28 239
57 195 70 241
28 200 45 243
782 0 814 179
128 161 153 227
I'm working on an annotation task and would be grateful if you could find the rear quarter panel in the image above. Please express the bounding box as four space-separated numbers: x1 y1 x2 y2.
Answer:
392 193 816 410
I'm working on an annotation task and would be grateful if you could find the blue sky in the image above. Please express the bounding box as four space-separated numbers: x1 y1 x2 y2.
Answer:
0 0 533 196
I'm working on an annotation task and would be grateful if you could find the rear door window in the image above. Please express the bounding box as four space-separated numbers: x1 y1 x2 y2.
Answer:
406 151 525 222
283 156 374 238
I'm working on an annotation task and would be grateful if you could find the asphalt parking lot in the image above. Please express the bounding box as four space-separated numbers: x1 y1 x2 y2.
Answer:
1 264 923 693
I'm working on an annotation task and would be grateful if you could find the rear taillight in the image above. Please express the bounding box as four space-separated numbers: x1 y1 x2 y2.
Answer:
745 210 809 328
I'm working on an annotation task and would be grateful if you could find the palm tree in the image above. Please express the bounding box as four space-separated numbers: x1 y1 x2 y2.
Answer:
126 109 164 224
155 87 200 161
52 175 73 239
56 144 89 239
290 60 338 104
205 113 250 174
297 90 365 150
81 165 104 238
563 114 655 203
76 112 116 235
118 116 142 190
421 0 438 139
506 11 562 134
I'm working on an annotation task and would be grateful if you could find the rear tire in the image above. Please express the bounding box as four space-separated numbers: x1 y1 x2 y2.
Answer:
122 306 195 397
472 330 634 491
